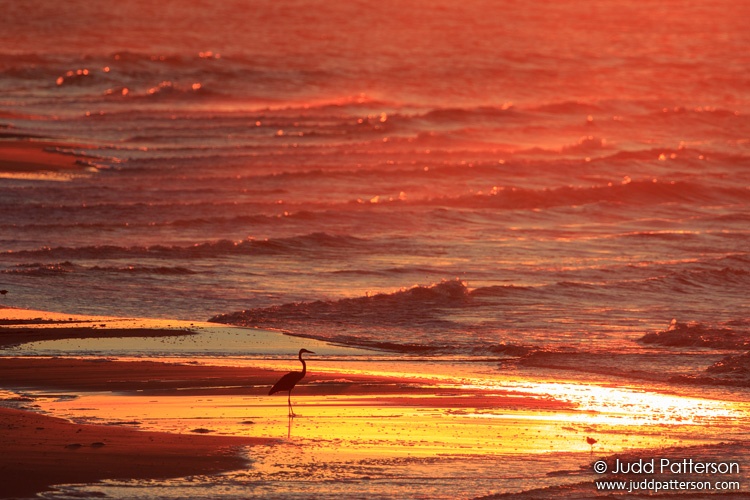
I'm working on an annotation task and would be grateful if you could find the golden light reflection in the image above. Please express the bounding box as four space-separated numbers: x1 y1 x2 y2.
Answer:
26 365 747 462
481 381 743 426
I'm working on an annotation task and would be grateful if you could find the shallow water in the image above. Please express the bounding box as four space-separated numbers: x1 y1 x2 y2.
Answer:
22 362 749 499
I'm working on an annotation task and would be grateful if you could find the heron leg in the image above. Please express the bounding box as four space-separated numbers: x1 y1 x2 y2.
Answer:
288 389 296 418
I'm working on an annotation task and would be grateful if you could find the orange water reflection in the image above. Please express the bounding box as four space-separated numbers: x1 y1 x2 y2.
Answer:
31 366 747 461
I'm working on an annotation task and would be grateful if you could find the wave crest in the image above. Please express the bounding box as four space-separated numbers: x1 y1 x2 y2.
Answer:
211 279 469 325
639 319 749 349
4 232 366 260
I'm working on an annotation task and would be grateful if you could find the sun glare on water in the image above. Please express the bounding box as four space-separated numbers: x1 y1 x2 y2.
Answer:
29 360 747 462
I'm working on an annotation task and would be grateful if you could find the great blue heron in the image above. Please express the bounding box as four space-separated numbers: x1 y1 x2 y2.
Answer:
268 348 314 417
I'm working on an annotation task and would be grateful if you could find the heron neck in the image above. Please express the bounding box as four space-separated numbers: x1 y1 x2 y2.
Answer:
299 353 307 375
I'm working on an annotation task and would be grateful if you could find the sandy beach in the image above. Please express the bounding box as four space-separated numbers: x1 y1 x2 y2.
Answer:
1 306 747 498
0 406 269 499
0 139 94 178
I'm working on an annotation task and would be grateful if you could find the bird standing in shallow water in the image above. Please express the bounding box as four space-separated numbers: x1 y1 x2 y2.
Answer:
269 348 315 417
586 436 597 454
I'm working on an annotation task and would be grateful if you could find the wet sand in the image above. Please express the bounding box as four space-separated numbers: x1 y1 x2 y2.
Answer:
0 406 269 499
0 355 576 498
0 356 585 498
0 138 92 174
0 308 272 497
0 307 747 498
0 326 198 350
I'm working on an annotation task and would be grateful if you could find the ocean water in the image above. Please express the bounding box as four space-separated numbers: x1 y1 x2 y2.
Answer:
2 0 750 389
2 0 750 381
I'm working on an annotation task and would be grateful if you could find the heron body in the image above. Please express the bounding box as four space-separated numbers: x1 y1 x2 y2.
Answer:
269 348 314 416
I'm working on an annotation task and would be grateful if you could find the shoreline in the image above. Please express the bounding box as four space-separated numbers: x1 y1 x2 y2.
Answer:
0 138 92 171
0 137 97 181
1 306 748 498
0 406 270 499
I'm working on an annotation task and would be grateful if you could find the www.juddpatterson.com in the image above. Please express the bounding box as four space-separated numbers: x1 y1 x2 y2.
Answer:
593 459 742 494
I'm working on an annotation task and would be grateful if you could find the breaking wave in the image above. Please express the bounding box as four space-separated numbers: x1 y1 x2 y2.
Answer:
639 319 750 350
210 279 470 327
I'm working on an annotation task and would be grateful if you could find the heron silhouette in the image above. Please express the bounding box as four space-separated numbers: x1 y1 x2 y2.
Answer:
269 348 314 417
